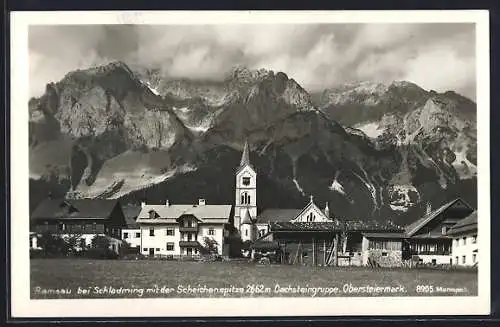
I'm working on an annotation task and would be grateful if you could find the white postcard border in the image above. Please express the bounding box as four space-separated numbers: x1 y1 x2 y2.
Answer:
10 10 491 318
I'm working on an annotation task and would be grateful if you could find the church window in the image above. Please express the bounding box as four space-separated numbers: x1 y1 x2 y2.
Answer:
307 213 315 222
241 192 251 205
242 177 251 186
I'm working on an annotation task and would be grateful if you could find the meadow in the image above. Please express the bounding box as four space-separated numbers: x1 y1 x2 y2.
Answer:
30 259 478 299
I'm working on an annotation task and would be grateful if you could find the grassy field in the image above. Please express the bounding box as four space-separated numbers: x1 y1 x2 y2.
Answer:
30 259 478 299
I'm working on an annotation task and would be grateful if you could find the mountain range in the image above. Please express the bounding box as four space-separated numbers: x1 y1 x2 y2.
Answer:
28 61 477 224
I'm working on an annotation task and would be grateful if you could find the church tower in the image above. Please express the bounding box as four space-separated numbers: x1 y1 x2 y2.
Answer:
234 139 257 236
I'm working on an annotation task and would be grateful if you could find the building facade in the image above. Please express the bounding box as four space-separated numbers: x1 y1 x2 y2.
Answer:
448 211 478 266
136 199 232 258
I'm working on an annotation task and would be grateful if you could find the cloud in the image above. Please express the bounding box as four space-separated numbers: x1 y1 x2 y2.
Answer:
29 23 476 100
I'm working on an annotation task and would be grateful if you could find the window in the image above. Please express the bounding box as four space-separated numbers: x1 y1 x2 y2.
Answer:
135 232 140 238
441 226 448 235
307 213 315 222
472 235 477 244
149 228 155 236
80 239 86 248
462 255 466 264
92 222 96 231
455 256 459 264
166 243 174 251
241 192 251 205
208 228 215 236
123 232 129 239
195 248 198 254
381 252 388 257
187 220 193 228
472 253 477 263
462 237 467 245
166 228 175 236
82 224 86 231
455 238 459 247
432 259 437 265
58 222 66 231
187 233 192 241
242 177 251 186
156 248 160 251
245 230 248 236
143 248 148 251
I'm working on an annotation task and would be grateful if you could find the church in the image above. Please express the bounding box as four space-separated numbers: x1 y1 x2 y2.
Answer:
233 140 477 268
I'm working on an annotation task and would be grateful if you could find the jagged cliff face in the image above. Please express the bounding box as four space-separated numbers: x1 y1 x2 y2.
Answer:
29 61 477 223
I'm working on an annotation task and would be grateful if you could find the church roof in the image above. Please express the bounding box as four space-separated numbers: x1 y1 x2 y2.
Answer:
236 139 254 174
241 208 253 225
255 209 302 223
240 139 251 167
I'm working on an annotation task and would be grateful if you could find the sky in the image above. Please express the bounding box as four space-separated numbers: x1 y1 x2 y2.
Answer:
29 23 476 100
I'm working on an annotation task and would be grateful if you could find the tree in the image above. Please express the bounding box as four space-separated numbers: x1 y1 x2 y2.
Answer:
200 237 219 255
91 235 110 250
37 232 69 257
64 233 84 254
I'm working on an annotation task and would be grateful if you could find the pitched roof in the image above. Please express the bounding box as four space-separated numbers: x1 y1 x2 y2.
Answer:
241 209 253 224
255 209 302 223
121 204 141 228
31 199 119 220
405 198 473 237
291 196 331 222
136 203 232 224
240 139 251 167
448 211 477 235
270 220 404 232
362 232 406 239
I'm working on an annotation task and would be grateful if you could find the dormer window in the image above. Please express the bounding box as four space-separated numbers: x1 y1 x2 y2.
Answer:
242 177 251 186
148 210 157 219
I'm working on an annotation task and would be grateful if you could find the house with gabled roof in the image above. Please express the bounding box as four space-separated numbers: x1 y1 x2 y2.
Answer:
30 198 127 253
136 198 232 258
403 198 474 265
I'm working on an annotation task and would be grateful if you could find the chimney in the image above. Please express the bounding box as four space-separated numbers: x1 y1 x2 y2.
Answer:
165 199 170 207
141 201 146 208
198 199 206 206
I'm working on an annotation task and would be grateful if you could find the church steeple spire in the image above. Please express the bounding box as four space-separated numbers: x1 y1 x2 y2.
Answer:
240 139 251 167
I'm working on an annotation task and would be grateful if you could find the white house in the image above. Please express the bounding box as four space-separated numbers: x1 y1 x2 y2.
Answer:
448 211 478 266
136 199 232 258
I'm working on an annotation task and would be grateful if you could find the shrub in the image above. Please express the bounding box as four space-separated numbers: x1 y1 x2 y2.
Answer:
84 248 119 260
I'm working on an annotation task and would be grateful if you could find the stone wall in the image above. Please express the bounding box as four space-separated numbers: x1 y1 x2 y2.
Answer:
364 249 403 267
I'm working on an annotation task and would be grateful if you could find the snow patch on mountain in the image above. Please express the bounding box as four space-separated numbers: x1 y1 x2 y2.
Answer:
329 179 346 195
293 178 305 196
353 122 385 139
142 80 161 96
453 150 477 179
387 184 420 212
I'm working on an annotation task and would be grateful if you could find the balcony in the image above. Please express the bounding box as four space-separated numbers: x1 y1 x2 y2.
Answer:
179 226 198 232
179 241 202 248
